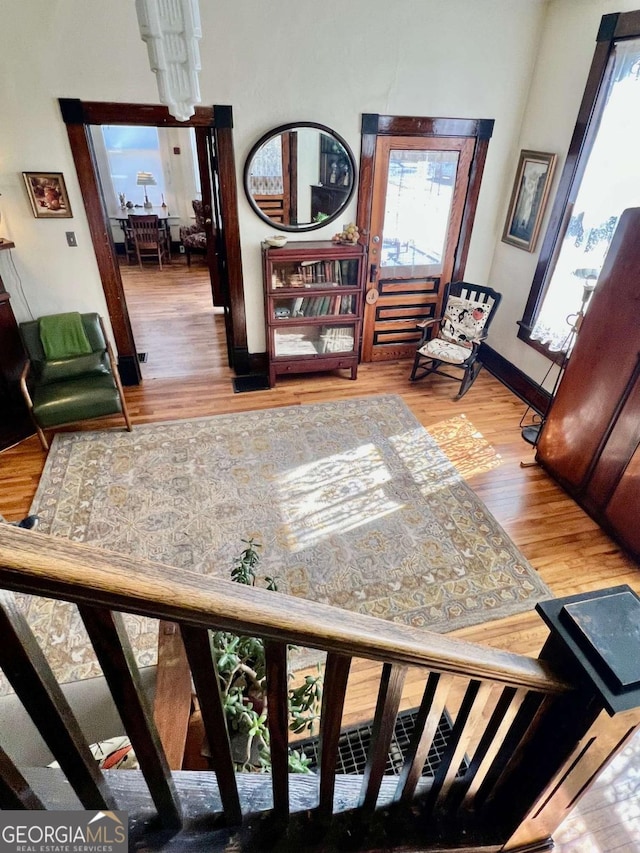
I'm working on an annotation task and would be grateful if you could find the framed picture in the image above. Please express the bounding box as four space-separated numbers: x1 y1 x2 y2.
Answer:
501 151 557 252
22 172 73 218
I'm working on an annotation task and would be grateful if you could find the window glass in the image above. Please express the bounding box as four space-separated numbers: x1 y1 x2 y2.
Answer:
381 149 458 272
531 39 640 351
102 125 166 208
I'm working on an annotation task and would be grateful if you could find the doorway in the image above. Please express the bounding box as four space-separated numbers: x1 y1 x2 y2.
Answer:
91 123 225 380
357 115 494 362
59 100 248 385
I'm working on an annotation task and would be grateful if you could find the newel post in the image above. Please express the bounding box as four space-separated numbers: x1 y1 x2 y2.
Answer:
498 585 640 852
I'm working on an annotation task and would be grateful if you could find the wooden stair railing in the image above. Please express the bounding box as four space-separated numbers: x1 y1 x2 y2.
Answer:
0 526 639 852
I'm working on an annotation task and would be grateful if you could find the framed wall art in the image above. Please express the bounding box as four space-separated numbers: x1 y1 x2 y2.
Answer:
22 172 73 219
501 150 556 252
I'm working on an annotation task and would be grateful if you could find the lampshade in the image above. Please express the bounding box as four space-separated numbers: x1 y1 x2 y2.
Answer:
136 171 157 187
135 0 202 123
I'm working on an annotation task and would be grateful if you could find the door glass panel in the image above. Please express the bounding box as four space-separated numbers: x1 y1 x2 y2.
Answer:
381 150 459 272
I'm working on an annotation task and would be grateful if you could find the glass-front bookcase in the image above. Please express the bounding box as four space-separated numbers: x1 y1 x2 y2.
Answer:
262 240 365 387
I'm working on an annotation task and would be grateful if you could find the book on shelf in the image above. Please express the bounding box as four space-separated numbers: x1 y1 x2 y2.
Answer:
289 259 353 286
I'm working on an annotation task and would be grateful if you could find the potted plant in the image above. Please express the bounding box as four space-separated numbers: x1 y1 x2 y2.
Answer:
210 539 323 773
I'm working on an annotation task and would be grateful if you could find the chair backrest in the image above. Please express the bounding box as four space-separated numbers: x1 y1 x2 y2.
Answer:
439 281 502 344
129 215 161 248
191 199 205 231
20 313 106 363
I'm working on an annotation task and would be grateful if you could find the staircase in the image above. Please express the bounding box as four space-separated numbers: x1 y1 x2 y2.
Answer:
1 525 638 852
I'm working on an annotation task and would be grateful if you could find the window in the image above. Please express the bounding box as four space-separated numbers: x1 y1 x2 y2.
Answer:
519 12 640 354
102 125 166 209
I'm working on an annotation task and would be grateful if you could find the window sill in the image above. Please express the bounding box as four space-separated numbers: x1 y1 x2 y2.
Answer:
517 320 566 366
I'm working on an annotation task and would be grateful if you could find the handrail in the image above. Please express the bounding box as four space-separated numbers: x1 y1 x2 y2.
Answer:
0 527 568 694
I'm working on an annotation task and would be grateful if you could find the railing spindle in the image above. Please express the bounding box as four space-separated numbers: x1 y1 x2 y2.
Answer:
0 592 116 810
78 604 182 829
264 639 289 820
0 746 45 809
179 624 243 825
473 692 552 809
458 686 528 809
395 671 455 803
318 652 352 817
153 621 193 770
424 679 493 813
359 662 407 811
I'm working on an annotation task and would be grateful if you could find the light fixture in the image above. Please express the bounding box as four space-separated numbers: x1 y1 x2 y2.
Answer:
135 0 202 123
136 172 157 209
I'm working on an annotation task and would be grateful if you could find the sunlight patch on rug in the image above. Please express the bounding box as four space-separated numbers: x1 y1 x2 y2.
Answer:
427 414 502 479
4 395 549 694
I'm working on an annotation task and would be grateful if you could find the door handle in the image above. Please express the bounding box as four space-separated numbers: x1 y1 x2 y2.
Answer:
369 263 378 282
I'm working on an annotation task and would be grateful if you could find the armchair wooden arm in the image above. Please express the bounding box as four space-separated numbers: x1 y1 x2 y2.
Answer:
20 360 49 450
19 361 33 411
99 317 132 433
416 317 442 330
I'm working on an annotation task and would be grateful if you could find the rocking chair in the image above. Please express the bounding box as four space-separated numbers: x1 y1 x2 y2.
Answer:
409 281 502 398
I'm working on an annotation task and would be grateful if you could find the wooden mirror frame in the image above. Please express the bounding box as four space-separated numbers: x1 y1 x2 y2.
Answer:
243 122 357 233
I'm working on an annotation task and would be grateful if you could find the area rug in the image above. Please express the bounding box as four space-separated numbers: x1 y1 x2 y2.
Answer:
7 395 551 694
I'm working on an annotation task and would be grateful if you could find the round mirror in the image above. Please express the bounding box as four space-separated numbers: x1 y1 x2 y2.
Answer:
243 122 357 233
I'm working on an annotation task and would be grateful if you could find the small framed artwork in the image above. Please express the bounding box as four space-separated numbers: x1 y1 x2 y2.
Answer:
501 150 557 252
22 172 73 218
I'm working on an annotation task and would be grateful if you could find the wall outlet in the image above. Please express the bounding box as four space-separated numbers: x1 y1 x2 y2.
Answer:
178 244 185 253
65 231 77 247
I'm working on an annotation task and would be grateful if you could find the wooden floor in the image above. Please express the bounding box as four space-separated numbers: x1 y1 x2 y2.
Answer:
1 262 639 851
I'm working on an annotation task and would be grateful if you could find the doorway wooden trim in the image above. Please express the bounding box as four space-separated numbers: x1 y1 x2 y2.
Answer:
356 114 494 285
58 99 248 383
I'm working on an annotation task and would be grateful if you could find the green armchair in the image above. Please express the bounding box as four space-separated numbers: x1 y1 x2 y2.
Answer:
19 312 132 451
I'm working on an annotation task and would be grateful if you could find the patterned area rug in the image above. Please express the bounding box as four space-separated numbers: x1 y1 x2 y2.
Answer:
9 395 550 693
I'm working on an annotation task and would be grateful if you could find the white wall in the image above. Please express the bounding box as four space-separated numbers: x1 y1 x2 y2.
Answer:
0 0 552 355
487 0 640 385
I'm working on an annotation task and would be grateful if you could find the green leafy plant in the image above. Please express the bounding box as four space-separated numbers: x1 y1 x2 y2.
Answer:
211 539 322 773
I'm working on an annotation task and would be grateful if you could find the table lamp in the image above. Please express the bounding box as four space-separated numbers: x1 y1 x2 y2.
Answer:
136 172 156 209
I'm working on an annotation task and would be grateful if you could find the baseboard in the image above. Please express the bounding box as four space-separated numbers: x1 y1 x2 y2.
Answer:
480 344 550 417
246 351 269 374
118 354 142 386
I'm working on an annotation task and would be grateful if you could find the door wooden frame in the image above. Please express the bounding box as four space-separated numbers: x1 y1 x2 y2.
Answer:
59 99 248 384
357 114 494 287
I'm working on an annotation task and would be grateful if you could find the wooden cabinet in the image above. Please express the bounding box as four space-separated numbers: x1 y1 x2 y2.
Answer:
0 243 33 451
536 208 640 558
262 240 365 387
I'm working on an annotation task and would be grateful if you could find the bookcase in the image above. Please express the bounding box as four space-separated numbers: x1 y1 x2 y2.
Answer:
262 240 365 387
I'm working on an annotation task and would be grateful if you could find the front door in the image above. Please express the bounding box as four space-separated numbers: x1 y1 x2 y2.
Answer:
358 116 493 363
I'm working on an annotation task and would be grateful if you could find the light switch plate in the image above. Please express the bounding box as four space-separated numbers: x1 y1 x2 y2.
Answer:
66 231 77 247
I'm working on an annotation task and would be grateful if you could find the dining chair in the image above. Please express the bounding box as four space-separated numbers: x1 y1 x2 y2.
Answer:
129 214 171 269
